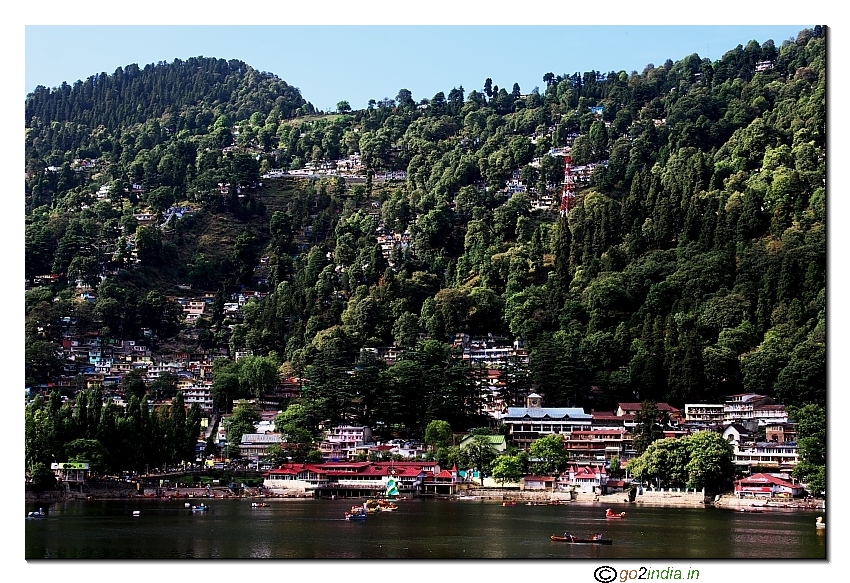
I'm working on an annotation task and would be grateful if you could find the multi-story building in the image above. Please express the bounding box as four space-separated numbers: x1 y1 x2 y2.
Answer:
753 404 788 425
502 393 592 450
724 393 778 424
563 429 633 462
181 381 214 413
591 411 635 431
765 422 798 443
318 425 373 461
239 433 283 459
616 402 682 424
684 404 725 424
732 441 799 471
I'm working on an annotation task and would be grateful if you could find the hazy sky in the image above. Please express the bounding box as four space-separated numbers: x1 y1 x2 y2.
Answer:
25 25 810 111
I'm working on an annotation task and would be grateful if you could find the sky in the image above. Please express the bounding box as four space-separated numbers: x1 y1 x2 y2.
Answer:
6 0 846 578
25 25 812 112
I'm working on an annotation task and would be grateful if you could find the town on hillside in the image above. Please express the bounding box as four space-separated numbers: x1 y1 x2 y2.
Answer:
25 38 825 510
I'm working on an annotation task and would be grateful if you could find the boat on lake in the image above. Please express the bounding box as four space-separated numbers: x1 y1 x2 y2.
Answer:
502 500 517 506
816 516 825 529
251 502 269 507
26 508 47 519
550 535 612 545
605 509 626 519
345 507 368 521
192 504 210 512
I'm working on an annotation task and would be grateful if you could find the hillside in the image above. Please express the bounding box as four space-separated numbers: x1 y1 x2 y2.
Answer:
25 27 825 458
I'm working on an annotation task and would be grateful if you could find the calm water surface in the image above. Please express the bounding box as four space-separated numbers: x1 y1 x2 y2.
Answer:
25 499 827 559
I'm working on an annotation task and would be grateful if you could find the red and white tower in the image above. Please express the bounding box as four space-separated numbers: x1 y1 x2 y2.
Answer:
559 154 576 216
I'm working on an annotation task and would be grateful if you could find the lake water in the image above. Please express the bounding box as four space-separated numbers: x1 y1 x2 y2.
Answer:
25 498 826 559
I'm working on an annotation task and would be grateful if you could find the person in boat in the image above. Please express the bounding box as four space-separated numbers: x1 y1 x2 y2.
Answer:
594 533 603 540
563 532 576 541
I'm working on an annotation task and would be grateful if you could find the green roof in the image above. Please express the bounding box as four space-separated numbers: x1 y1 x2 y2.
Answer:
459 434 507 450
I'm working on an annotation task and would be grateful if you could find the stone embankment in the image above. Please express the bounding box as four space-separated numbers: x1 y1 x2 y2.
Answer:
630 487 711 507
26 481 272 502
453 487 710 508
712 493 824 510
26 481 138 502
454 489 572 502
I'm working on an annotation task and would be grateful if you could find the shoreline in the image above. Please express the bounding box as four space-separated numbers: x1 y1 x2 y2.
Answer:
27 485 825 511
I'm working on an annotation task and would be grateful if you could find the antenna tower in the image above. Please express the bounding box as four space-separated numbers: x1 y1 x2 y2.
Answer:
559 154 576 215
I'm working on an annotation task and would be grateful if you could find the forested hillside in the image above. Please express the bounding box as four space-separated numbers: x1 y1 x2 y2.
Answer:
25 29 825 483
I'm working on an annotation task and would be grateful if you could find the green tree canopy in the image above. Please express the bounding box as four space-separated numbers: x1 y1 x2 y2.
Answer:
425 420 452 449
528 434 568 475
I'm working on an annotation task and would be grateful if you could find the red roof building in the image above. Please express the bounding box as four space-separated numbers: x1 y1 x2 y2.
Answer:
734 473 805 498
263 461 442 497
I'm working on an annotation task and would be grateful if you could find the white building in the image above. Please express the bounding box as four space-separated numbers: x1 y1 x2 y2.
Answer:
319 425 373 461
684 404 725 424
732 441 799 471
501 393 592 450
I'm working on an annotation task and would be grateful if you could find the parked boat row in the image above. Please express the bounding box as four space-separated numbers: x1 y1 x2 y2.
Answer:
501 499 565 506
550 534 612 545
344 499 400 520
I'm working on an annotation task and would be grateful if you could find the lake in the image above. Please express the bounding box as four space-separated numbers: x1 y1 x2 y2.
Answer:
25 498 826 559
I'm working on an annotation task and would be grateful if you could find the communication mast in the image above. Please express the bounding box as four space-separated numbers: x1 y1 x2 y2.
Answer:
559 154 576 215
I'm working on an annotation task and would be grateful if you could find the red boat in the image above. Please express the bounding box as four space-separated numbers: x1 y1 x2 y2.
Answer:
550 535 612 545
502 500 517 506
605 509 626 519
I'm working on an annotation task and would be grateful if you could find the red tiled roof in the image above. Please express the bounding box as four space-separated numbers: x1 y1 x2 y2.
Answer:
736 473 799 489
618 402 679 412
268 460 439 479
573 466 604 477
592 412 634 420
524 475 556 482
396 467 426 477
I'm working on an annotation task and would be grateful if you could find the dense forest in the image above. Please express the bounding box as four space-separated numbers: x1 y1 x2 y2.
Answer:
24 29 826 488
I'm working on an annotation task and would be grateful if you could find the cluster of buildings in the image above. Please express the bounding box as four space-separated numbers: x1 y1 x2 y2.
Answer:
27 288 280 411
263 460 461 497
498 393 798 474
227 386 803 500
259 458 628 498
263 153 408 183
375 226 412 261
